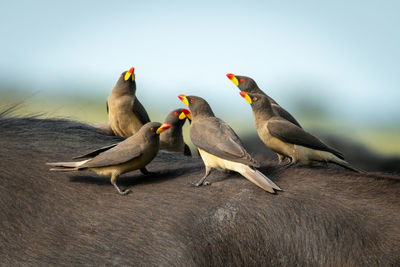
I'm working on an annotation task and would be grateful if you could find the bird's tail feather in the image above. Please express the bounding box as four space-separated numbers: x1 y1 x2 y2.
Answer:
49 167 79 172
330 157 366 173
46 159 89 169
239 165 281 193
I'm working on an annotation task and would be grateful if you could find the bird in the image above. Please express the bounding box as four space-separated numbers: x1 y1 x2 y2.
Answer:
239 91 363 172
160 108 192 156
226 73 301 127
46 122 171 195
178 94 281 193
107 67 151 138
226 73 301 164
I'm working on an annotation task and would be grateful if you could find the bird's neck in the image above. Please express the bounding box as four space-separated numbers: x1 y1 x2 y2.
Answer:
192 112 214 121
191 107 215 120
252 103 274 122
112 84 136 96
143 135 159 147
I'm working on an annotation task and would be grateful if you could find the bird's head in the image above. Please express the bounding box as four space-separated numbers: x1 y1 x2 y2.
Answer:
115 67 136 92
180 108 192 121
178 94 214 118
226 73 258 93
141 122 171 139
239 91 270 109
163 108 192 127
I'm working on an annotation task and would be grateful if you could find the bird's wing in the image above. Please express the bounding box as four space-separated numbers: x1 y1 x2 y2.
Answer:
191 117 259 167
267 120 344 159
271 104 302 128
133 98 151 124
79 140 143 168
72 143 118 159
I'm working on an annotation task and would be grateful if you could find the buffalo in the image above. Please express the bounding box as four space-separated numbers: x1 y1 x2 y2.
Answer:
1 113 399 266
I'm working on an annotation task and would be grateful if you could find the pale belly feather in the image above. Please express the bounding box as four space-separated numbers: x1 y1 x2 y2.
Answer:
198 148 246 172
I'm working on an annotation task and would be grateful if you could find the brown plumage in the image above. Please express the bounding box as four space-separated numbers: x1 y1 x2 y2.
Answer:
107 67 151 138
179 94 281 193
227 73 301 164
227 74 301 128
159 108 192 156
240 92 363 172
47 122 171 195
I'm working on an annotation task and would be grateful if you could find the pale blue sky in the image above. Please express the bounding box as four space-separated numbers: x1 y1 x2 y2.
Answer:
1 0 399 125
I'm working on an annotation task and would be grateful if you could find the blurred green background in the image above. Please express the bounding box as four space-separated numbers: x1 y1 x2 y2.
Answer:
1 1 399 156
2 88 399 156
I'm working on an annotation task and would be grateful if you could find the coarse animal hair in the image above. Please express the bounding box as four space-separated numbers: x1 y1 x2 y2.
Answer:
0 113 399 266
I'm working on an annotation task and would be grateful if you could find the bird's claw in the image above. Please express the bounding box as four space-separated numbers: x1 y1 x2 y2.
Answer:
281 162 296 169
192 181 211 187
118 189 130 195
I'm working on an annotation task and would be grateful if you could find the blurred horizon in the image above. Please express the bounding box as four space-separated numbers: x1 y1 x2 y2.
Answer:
1 0 399 155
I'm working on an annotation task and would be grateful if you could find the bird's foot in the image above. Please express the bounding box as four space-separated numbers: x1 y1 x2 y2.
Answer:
281 162 296 169
196 181 211 186
278 159 290 166
278 156 292 166
192 169 212 187
114 184 130 195
192 181 211 187
118 189 131 195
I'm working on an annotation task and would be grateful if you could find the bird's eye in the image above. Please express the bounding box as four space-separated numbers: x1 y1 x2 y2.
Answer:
253 97 258 101
174 111 178 116
240 78 244 83
150 128 154 132
190 99 195 103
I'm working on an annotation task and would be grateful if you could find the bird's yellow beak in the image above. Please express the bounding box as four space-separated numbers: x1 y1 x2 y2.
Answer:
156 123 171 134
124 67 135 81
226 73 239 86
240 91 252 104
178 94 189 106
179 108 192 120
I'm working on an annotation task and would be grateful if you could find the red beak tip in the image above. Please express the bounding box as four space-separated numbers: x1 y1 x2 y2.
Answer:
128 67 134 74
226 73 234 80
178 94 185 100
240 91 247 97
182 108 190 115
163 123 171 129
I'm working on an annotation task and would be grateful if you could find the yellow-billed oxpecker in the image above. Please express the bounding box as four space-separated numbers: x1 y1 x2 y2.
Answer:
47 122 171 195
239 92 363 172
227 73 301 164
226 73 301 127
107 67 151 138
160 108 192 156
178 94 281 193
